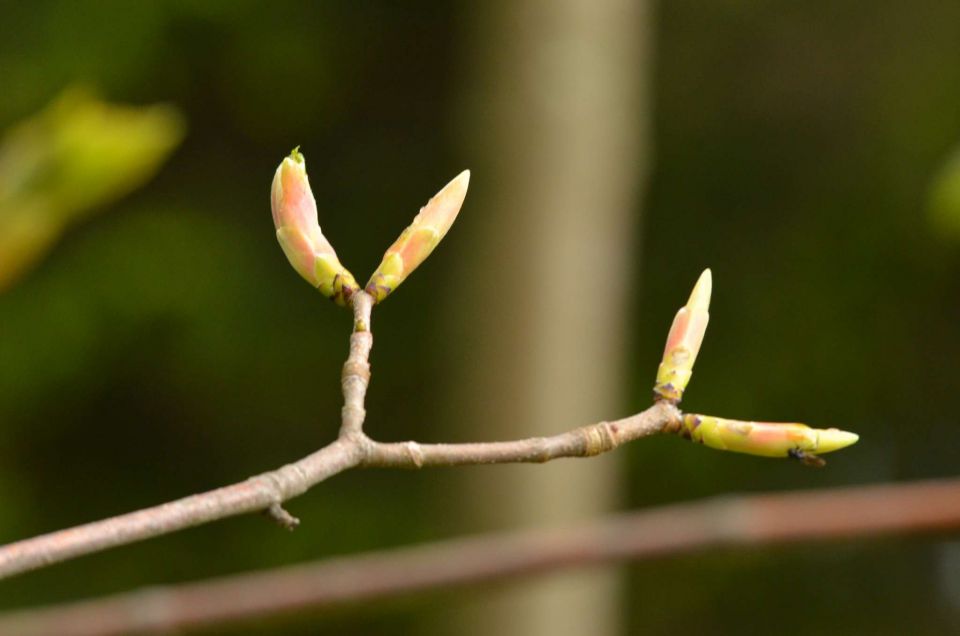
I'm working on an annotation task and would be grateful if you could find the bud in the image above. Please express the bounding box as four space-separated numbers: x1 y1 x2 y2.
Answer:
677 414 859 465
271 148 358 305
654 269 712 402
365 170 470 303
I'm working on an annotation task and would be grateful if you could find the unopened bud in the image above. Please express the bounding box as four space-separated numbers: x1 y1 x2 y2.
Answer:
365 170 470 303
677 414 859 465
271 148 358 305
654 269 712 402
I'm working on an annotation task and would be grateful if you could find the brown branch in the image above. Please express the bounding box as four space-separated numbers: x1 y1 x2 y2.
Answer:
2 477 958 636
0 291 680 581
0 434 367 580
339 290 374 438
365 408 670 468
0 292 375 581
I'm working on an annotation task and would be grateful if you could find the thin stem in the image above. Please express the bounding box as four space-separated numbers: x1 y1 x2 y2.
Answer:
364 404 674 468
339 290 374 438
3 477 958 636
0 290 681 581
0 291 377 581
0 434 366 581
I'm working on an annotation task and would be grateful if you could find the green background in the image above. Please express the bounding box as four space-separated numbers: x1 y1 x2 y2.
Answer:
1 1 959 634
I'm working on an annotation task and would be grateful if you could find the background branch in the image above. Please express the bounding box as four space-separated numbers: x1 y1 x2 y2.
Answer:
3 476 958 636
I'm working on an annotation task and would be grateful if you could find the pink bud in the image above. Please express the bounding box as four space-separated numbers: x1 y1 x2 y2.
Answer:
654 269 712 402
271 149 358 305
365 170 469 303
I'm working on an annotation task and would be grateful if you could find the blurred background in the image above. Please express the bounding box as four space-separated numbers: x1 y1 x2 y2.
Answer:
1 1 959 634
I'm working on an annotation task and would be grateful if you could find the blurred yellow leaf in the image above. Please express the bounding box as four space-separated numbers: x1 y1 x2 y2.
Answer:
0 87 185 291
929 147 960 241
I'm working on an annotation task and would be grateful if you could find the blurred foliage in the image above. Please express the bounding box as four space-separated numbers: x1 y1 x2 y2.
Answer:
929 146 960 240
0 87 183 290
0 1 958 635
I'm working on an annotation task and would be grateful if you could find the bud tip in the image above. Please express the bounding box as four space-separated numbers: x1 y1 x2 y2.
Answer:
817 429 860 453
687 268 712 311
437 169 470 214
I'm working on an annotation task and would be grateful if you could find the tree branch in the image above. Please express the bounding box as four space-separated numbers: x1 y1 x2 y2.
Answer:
0 429 368 581
2 477 958 636
0 291 680 581
364 407 671 468
339 290 374 437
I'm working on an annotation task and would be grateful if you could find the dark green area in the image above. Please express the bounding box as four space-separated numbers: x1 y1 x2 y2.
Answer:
1 1 958 634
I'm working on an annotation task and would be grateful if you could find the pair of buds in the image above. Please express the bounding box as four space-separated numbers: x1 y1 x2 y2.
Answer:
272 149 858 466
656 270 859 465
270 148 469 306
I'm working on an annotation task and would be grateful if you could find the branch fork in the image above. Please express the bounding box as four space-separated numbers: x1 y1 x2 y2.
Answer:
0 151 857 583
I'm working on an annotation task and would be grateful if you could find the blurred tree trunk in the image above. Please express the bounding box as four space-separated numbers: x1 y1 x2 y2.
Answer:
437 1 650 634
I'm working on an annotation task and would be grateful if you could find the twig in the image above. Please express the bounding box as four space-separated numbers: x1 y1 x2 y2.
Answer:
2 477 958 636
365 409 668 468
0 291 680 581
338 290 374 438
